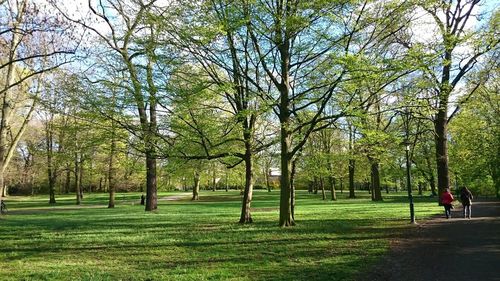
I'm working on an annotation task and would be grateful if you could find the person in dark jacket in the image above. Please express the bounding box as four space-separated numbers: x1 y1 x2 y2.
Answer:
441 188 454 219
460 186 473 219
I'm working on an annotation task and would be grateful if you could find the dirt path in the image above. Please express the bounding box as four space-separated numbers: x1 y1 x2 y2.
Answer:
362 200 500 281
158 193 191 201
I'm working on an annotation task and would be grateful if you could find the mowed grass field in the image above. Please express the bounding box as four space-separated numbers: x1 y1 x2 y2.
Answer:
0 190 441 281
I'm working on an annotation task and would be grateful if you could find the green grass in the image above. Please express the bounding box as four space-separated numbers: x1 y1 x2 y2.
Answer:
0 190 441 281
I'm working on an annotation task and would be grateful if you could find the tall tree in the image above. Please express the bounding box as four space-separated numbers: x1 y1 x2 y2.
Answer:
0 0 76 202
413 0 499 196
449 62 500 197
167 0 277 223
246 0 413 226
55 0 176 211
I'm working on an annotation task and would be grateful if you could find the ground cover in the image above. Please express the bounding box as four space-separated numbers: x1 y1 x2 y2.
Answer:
0 190 442 281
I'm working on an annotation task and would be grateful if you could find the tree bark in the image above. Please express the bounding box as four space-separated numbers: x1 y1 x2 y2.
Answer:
225 171 229 192
265 166 271 192
434 42 453 200
46 124 56 204
424 153 437 196
370 161 383 201
313 177 319 194
349 159 356 198
108 125 117 208
279 130 294 227
192 171 200 200
0 2 25 201
320 177 326 200
370 159 382 201
65 167 71 194
348 124 356 198
434 108 450 198
74 152 81 205
291 156 299 221
145 152 157 210
145 50 159 211
330 176 337 201
212 168 217 192
0 178 5 198
79 158 84 199
239 149 253 223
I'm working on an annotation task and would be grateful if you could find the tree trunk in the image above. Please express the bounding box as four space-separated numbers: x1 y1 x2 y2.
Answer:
192 171 200 200
225 171 229 192
434 48 452 200
0 7 24 202
104 176 108 193
212 168 217 192
145 152 157 210
313 177 318 194
348 124 356 198
46 127 56 204
239 152 254 223
429 173 437 196
124 49 158 212
349 159 356 198
291 156 299 221
79 158 84 200
108 125 117 208
434 110 450 198
265 167 271 192
279 130 294 227
320 177 326 200
330 176 337 201
290 175 296 222
370 161 383 201
75 153 81 205
65 167 71 194
0 169 3 205
88 158 93 194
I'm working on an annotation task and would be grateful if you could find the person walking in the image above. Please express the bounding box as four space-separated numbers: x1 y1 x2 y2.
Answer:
441 188 454 219
460 186 473 219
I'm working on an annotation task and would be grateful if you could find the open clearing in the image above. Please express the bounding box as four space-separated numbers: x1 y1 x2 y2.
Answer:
0 190 447 280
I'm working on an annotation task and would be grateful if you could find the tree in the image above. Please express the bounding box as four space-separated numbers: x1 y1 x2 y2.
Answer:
0 0 76 202
165 0 278 223
55 0 179 211
449 63 499 197
244 0 415 226
412 0 499 197
39 75 68 204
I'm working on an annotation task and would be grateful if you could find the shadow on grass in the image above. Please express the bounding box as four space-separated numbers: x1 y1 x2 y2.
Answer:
0 191 436 281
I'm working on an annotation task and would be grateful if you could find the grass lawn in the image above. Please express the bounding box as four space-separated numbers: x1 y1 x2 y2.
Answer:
0 190 442 281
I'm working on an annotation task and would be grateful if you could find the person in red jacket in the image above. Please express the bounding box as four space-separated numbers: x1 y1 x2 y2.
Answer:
441 188 454 219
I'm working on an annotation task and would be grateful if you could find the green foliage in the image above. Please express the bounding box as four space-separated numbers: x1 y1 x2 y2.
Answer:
449 87 499 196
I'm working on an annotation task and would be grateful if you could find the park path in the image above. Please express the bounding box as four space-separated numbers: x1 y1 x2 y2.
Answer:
361 200 500 281
158 193 191 201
